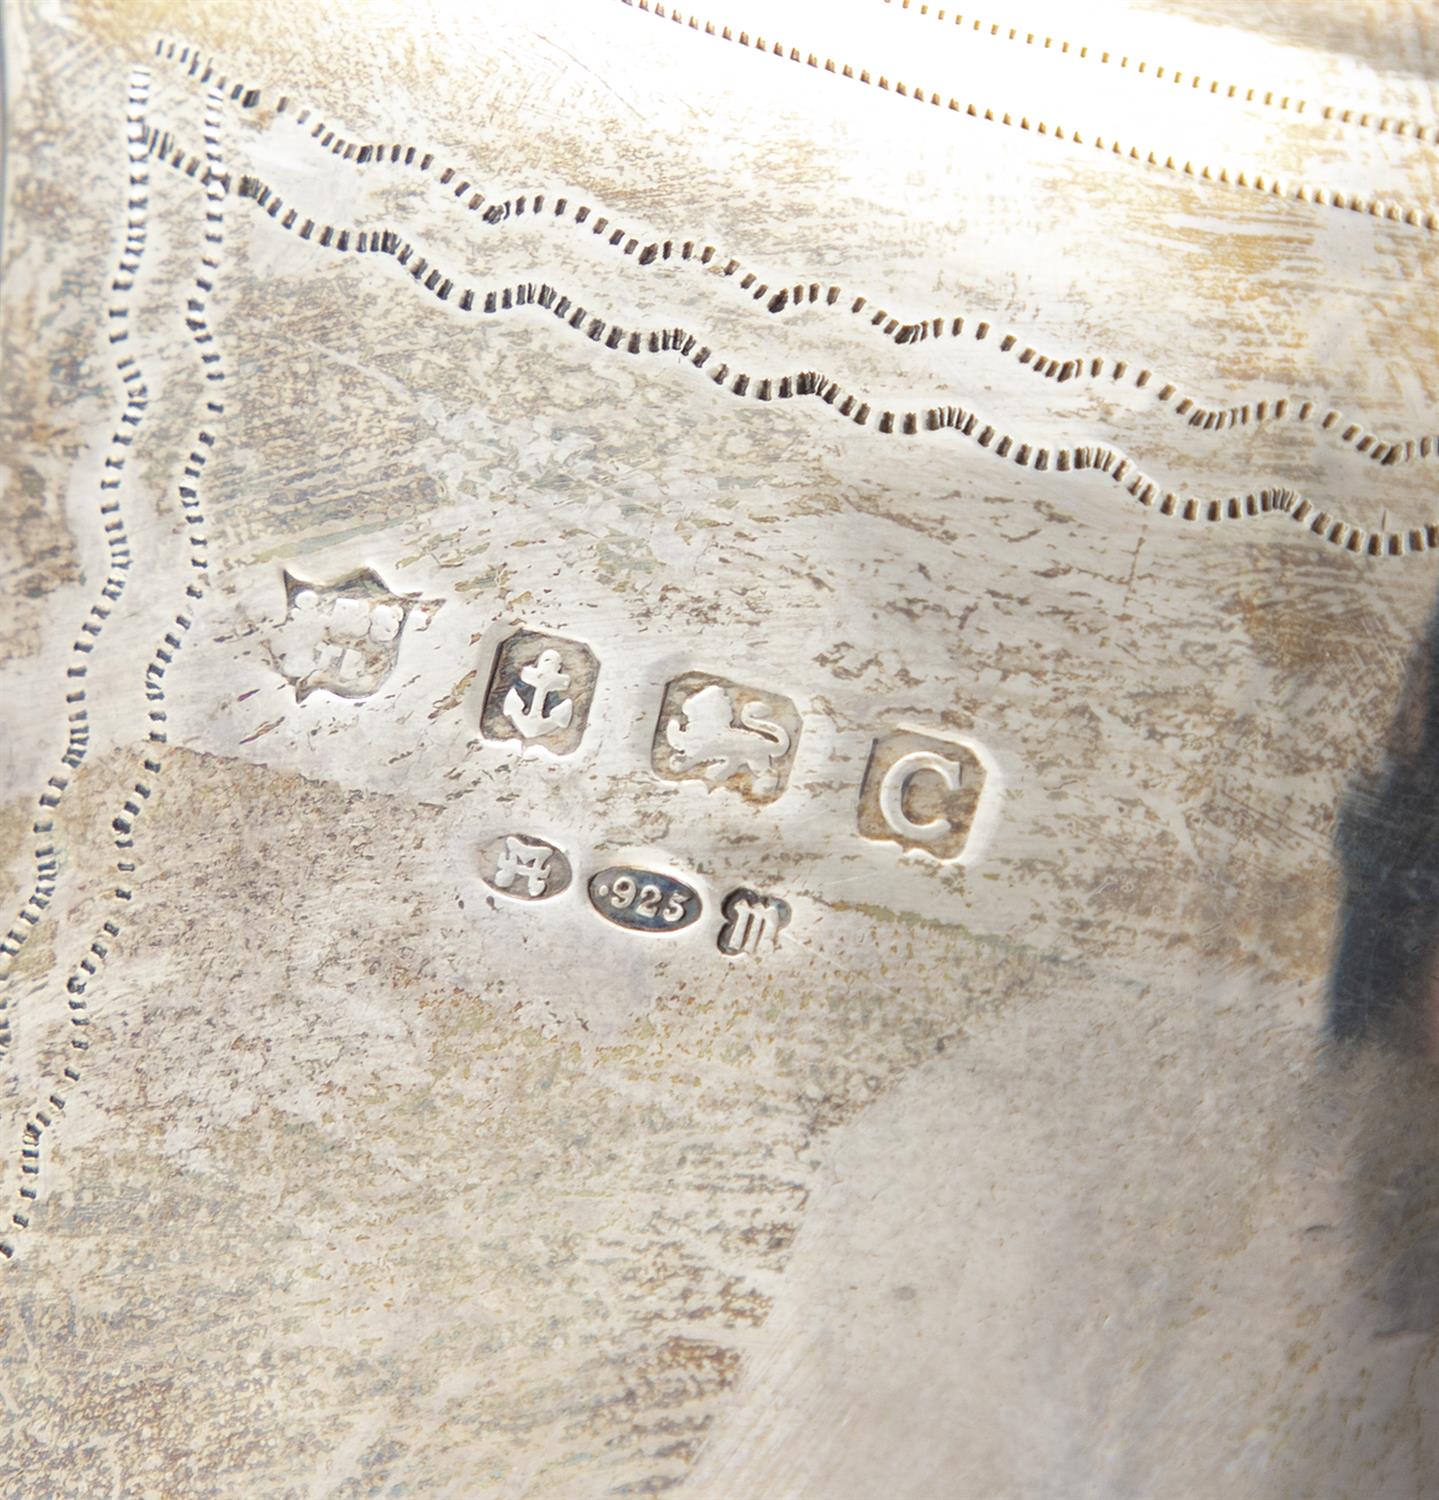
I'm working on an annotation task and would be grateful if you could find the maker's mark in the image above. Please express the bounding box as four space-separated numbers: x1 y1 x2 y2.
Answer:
481 832 571 901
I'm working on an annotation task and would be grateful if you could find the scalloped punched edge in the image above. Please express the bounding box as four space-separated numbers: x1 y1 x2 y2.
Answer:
136 142 1439 562
151 32 1439 467
0 66 152 1006
1 85 229 1264
139 91 1439 475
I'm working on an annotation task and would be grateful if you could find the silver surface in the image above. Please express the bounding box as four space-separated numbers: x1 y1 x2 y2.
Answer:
3 0 1439 1494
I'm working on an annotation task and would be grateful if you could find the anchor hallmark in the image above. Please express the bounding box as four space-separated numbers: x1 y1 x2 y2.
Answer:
480 629 598 756
503 649 573 739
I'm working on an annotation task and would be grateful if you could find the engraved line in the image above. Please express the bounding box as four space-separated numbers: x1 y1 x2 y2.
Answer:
146 148 1438 561
156 25 1439 236
0 68 150 1048
2 85 227 1261
615 0 1439 234
880 0 1439 143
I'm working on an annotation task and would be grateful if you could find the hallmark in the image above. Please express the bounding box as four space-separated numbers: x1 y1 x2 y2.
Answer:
481 629 598 756
717 888 791 958
480 832 572 901
588 867 701 932
268 566 422 703
857 729 987 860
653 673 801 802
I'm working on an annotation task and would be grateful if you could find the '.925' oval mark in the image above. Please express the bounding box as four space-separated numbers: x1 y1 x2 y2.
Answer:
588 867 701 933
